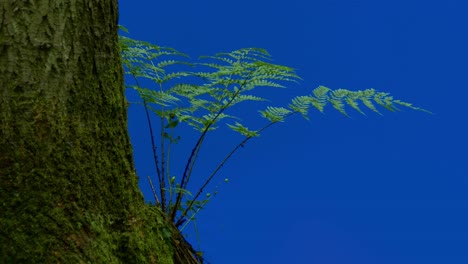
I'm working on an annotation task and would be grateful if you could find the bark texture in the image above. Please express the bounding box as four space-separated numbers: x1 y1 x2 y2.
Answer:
0 1 175 262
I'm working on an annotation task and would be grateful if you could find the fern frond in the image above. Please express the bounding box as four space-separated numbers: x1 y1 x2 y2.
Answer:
197 57 236 66
183 116 221 132
161 71 193 83
251 61 300 81
121 36 187 61
353 89 381 114
202 112 237 124
197 49 300 89
169 84 211 99
182 116 209 132
374 91 407 112
289 95 311 120
120 31 431 232
118 25 129 33
156 60 185 69
189 98 212 110
232 94 267 105
393 100 432 114
120 35 190 86
341 90 366 115
243 79 286 90
213 48 269 62
312 86 331 99
259 106 292 122
287 86 429 118
330 89 350 116
227 122 259 137
308 86 330 112
243 48 272 61
130 86 180 106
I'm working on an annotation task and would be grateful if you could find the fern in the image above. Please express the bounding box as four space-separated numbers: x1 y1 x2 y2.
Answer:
280 86 429 120
226 122 259 137
259 106 293 122
119 29 429 237
289 95 312 120
131 86 180 107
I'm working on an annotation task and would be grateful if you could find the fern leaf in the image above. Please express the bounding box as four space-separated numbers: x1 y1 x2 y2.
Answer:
198 55 236 65
289 95 311 120
202 113 237 124
183 116 218 132
227 122 259 137
169 84 211 99
243 79 286 90
157 60 192 69
374 92 396 112
173 187 192 197
309 86 330 112
232 94 267 105
345 97 365 115
393 100 432 114
312 86 331 98
161 71 192 83
132 87 180 107
259 106 292 122
303 86 429 117
330 89 351 116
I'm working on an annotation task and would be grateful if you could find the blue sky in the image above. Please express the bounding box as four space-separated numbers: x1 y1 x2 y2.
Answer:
119 1 468 263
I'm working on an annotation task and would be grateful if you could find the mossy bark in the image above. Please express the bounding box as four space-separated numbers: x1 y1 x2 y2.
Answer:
0 1 175 263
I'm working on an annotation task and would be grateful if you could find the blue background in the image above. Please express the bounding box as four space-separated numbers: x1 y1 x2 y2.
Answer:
119 1 467 263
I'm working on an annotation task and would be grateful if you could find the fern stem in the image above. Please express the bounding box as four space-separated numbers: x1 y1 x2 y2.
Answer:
179 197 210 232
147 175 160 205
170 70 255 222
144 98 166 210
167 128 175 211
158 81 168 213
175 112 292 227
132 75 164 209
148 56 169 214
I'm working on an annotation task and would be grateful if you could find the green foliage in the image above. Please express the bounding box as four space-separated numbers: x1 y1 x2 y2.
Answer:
119 29 429 250
226 122 259 137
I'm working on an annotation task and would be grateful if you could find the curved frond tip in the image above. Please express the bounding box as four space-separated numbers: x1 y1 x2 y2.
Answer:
281 86 431 119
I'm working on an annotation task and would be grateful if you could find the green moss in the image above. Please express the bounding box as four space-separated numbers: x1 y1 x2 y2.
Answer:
0 1 202 263
0 1 180 262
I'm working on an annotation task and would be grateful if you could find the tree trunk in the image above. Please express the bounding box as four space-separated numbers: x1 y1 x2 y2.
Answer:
0 1 175 262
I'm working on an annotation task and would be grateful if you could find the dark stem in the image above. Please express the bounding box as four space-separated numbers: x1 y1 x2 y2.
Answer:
169 70 254 222
174 113 294 227
159 83 167 213
147 175 160 205
132 75 164 209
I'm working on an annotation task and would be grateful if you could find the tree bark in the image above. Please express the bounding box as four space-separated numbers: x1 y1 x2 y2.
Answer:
0 1 174 262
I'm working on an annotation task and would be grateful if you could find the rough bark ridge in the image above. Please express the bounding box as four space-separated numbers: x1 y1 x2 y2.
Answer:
0 1 175 262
